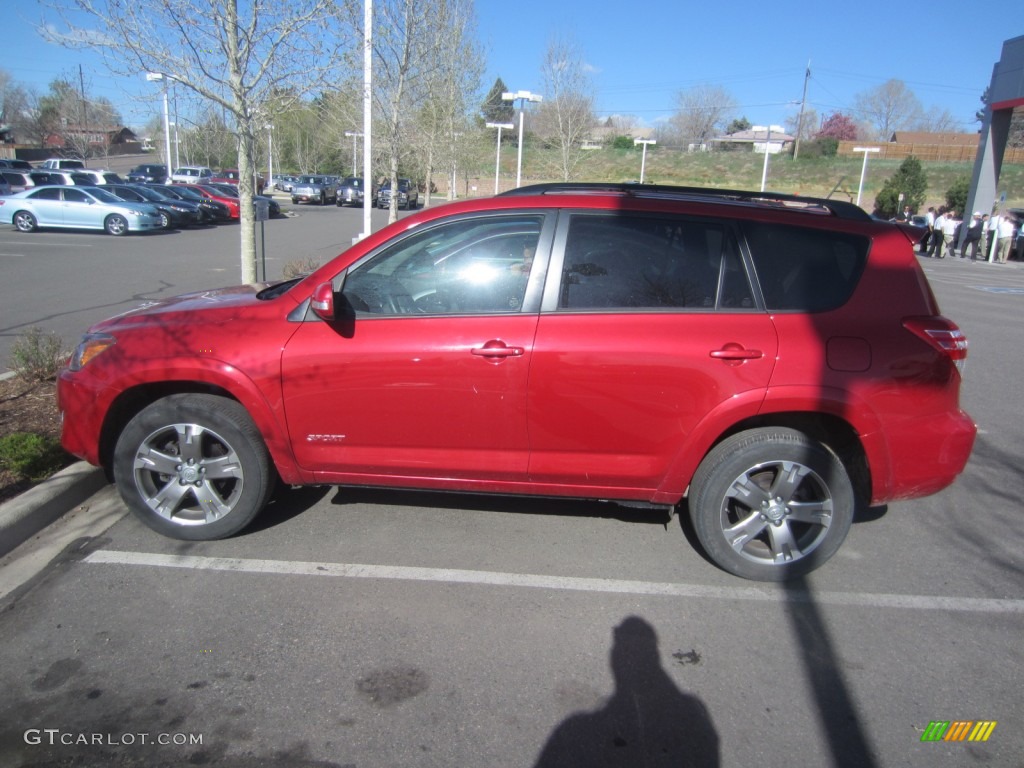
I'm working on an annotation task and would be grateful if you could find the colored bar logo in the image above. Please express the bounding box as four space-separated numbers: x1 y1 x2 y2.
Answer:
921 721 997 743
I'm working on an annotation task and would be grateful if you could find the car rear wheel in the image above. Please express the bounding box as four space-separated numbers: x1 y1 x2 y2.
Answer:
688 427 856 581
13 211 37 232
113 394 275 540
105 214 129 236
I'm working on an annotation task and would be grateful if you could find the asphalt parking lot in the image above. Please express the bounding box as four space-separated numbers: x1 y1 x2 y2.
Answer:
0 215 1022 766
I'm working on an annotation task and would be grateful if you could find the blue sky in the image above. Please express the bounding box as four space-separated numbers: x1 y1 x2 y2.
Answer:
5 0 1015 134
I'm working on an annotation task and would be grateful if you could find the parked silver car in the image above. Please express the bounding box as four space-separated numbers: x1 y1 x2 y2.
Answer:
291 175 338 205
0 186 164 235
336 176 378 207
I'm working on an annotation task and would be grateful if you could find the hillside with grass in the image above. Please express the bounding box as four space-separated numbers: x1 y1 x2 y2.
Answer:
480 145 1024 211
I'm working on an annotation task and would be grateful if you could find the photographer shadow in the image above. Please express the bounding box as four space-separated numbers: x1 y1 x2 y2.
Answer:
534 616 719 767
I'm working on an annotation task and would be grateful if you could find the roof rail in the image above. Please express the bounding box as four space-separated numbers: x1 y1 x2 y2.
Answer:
498 182 872 222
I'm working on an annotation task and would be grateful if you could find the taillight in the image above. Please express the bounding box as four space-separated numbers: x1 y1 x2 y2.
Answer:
902 316 968 373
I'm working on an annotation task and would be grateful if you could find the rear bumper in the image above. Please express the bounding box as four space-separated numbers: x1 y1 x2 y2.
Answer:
872 409 976 503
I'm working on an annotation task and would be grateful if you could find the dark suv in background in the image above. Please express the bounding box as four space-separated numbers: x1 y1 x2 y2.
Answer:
57 183 975 581
127 164 170 184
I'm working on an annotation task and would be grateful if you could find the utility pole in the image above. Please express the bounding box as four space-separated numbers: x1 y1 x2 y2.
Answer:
793 60 810 161
78 64 88 160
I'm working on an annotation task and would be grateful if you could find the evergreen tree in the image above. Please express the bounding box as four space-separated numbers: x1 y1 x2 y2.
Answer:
873 155 927 217
482 78 514 124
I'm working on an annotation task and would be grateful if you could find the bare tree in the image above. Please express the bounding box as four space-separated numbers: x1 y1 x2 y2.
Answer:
852 79 923 140
0 71 35 145
43 0 354 283
535 35 595 181
785 107 818 142
914 107 960 133
416 0 483 204
369 0 445 223
670 85 737 149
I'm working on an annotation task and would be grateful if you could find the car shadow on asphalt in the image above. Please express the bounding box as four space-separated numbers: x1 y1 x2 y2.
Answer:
324 485 671 525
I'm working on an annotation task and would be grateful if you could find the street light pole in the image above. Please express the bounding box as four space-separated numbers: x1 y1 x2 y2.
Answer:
633 138 656 183
760 126 773 192
266 124 274 188
486 122 514 194
501 90 542 188
345 130 363 177
853 146 880 208
145 72 172 171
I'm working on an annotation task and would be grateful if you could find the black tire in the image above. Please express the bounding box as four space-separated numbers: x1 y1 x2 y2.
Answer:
158 211 171 229
13 211 37 233
688 428 856 581
105 214 129 236
113 394 275 540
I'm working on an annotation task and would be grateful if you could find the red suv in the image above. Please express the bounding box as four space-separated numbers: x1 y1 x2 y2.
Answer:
57 184 975 580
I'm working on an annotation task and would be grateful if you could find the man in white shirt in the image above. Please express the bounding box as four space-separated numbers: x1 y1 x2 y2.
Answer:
995 214 1015 264
929 210 947 258
940 210 959 259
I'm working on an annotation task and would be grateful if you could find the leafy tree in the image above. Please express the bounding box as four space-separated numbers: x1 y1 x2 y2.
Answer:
873 155 927 218
612 135 633 149
816 112 858 141
726 117 751 134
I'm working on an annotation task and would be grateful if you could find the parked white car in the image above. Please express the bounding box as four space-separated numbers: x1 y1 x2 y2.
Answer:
170 166 214 184
39 158 86 171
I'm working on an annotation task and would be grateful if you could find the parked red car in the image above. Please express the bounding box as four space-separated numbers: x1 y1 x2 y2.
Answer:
210 169 265 195
174 183 240 219
57 183 975 580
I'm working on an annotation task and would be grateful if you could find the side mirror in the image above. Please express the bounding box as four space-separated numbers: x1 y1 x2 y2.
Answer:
310 282 336 322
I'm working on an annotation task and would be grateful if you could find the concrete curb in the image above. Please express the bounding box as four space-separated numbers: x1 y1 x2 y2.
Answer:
0 461 109 558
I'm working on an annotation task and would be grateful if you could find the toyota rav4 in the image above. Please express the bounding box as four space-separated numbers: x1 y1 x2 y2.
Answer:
57 183 975 580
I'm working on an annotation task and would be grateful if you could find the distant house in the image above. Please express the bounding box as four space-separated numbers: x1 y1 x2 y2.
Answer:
44 124 140 150
714 125 794 154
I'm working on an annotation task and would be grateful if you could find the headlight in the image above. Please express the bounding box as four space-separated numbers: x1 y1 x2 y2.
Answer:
69 333 116 371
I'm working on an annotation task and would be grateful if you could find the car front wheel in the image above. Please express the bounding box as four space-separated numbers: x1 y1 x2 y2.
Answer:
13 211 37 232
105 214 129 236
113 394 275 540
688 427 856 581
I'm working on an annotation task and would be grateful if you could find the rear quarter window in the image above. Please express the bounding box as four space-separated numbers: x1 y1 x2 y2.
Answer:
743 223 869 312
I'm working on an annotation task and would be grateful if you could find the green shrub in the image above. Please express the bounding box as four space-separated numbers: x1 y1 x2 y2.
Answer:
0 433 67 481
945 175 970 214
8 327 67 383
612 135 633 150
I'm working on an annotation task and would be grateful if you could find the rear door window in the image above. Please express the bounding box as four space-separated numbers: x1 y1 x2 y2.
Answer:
556 212 754 311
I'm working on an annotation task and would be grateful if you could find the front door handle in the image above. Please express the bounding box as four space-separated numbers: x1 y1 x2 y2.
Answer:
472 341 524 359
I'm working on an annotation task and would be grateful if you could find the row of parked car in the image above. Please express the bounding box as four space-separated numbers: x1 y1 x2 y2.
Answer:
0 159 283 236
275 175 420 210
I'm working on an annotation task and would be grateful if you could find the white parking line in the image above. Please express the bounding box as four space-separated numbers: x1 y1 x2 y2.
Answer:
84 550 1024 614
